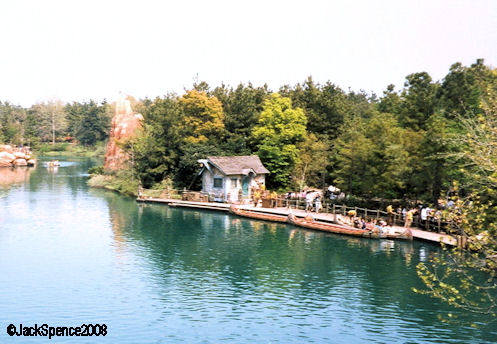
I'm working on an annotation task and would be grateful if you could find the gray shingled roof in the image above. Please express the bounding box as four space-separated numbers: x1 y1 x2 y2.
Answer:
207 155 269 175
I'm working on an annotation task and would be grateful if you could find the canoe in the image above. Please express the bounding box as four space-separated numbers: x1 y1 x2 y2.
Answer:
229 205 288 223
386 227 413 241
288 214 413 240
288 213 387 239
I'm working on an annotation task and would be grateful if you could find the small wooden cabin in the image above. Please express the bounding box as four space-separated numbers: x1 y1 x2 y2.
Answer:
197 156 269 202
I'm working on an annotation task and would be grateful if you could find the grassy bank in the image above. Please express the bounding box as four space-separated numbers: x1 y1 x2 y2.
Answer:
37 142 107 158
87 168 176 198
87 170 140 197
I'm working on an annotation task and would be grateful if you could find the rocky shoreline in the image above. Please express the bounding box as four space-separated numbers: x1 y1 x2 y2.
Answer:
0 145 36 167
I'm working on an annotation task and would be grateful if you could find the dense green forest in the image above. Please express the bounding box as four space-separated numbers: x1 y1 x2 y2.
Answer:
0 99 111 150
2 59 497 205
128 59 497 204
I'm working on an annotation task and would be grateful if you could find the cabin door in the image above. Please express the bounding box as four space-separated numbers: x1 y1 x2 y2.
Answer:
242 176 250 196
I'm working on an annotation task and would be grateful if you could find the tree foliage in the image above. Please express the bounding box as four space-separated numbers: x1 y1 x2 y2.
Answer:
252 94 307 189
179 90 225 144
131 95 181 187
415 107 497 323
332 112 410 198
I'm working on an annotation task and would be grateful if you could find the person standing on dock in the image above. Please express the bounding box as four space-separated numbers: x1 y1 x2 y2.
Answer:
387 204 394 226
314 193 322 213
270 190 277 207
405 209 414 228
420 206 428 229
254 189 261 207
305 191 314 212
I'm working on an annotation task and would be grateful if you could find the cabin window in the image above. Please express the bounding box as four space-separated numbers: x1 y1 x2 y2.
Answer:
230 178 238 188
213 177 223 188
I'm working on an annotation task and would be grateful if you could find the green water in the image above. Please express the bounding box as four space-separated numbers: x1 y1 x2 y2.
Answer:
0 157 495 343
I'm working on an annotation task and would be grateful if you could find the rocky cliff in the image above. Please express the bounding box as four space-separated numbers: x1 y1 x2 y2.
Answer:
103 96 143 171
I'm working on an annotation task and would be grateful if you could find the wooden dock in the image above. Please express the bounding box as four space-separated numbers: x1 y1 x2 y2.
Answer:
136 197 457 246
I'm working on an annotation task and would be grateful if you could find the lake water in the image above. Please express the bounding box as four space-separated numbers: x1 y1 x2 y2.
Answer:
0 157 495 343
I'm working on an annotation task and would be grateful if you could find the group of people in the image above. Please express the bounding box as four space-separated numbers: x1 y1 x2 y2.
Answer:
251 182 278 207
385 204 444 230
343 209 390 233
305 190 322 213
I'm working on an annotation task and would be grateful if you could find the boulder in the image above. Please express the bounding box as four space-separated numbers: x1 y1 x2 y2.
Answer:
27 159 37 166
0 145 13 153
13 158 27 166
13 151 26 159
0 158 13 167
0 151 15 162
104 96 143 171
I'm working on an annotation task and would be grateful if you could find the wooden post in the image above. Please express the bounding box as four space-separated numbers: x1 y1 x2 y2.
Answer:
376 209 380 220
333 204 337 222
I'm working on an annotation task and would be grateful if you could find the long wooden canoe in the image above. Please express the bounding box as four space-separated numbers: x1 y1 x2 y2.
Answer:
229 205 288 223
287 213 388 239
386 227 413 241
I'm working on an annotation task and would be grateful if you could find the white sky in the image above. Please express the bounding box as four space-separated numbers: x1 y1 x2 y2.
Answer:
0 0 496 106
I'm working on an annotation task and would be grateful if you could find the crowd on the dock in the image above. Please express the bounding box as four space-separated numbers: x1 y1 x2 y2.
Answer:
255 185 453 233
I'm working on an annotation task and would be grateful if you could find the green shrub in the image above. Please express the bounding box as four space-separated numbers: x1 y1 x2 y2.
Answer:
87 169 139 197
38 142 69 152
87 165 104 175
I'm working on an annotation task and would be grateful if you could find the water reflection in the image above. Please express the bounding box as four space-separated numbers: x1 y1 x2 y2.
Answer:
99 193 496 343
0 166 33 187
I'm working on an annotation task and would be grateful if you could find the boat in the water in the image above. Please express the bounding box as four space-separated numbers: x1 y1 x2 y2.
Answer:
287 213 390 239
229 205 288 223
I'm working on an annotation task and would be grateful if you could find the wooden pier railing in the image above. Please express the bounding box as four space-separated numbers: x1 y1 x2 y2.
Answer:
139 188 450 234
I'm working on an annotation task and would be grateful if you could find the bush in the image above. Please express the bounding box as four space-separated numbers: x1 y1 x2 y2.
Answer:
39 142 69 153
87 170 139 197
87 165 104 175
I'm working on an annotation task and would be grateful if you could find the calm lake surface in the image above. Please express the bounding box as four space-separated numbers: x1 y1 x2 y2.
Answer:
0 157 495 343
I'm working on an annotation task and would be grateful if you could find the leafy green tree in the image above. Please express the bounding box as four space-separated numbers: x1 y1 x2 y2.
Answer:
332 112 410 199
292 133 330 190
280 77 350 140
437 59 497 118
0 101 26 144
74 101 110 146
415 96 497 324
399 72 438 131
378 84 402 115
213 83 269 154
179 90 225 144
24 108 42 147
29 100 67 144
131 95 182 187
252 93 307 189
346 90 377 120
64 102 84 137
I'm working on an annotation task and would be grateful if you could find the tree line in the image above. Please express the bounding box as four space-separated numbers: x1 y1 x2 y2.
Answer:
126 59 497 206
2 59 496 206
0 99 111 148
